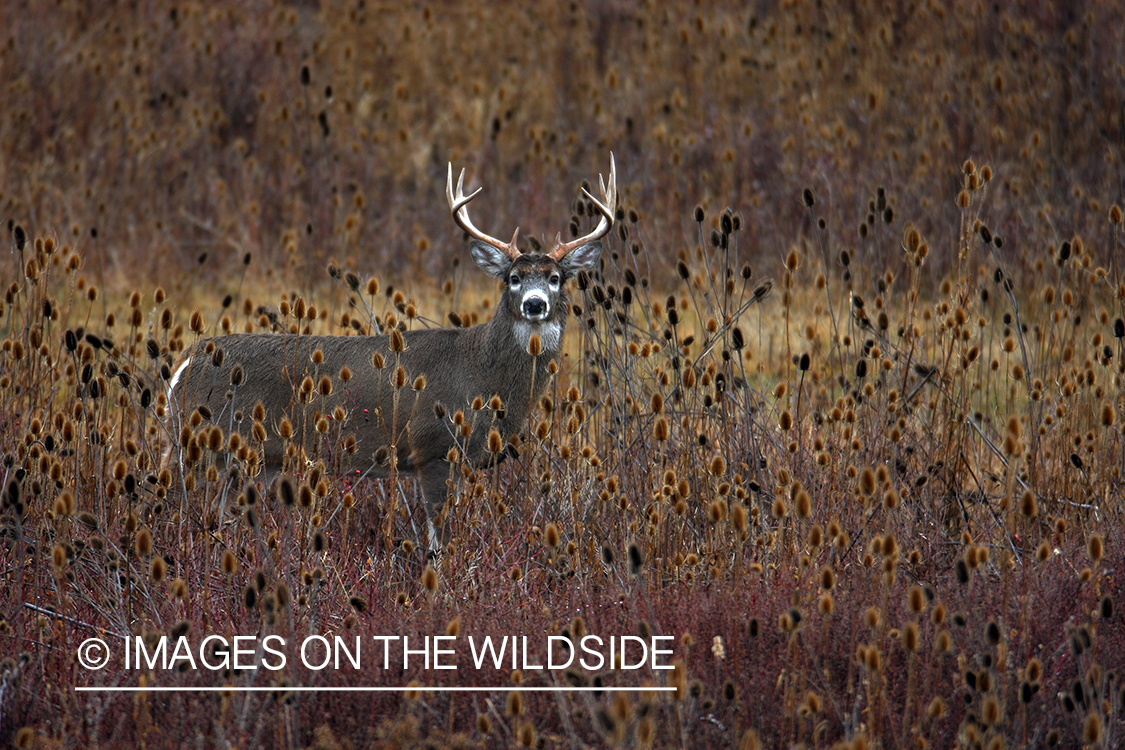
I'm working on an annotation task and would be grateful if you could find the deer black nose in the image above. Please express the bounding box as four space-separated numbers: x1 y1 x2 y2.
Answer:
523 296 547 317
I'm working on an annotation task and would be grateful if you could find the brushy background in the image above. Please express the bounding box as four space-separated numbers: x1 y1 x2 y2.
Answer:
2 1 1125 748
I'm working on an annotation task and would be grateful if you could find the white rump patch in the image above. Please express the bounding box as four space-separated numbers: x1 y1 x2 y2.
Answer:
168 357 191 391
513 321 562 353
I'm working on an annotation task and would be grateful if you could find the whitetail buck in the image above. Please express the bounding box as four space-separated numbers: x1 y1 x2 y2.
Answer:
168 155 617 550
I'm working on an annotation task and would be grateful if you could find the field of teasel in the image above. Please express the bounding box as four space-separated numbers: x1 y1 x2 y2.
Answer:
3 1 1125 748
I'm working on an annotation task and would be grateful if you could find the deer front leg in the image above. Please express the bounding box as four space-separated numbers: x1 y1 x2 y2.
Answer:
416 461 455 555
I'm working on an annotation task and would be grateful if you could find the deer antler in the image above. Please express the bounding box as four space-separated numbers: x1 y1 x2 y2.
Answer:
447 163 521 261
549 153 617 260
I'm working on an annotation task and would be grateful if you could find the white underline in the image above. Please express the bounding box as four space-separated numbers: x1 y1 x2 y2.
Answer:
76 686 674 693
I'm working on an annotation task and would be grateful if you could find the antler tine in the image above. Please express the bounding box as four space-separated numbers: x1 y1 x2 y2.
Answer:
447 163 521 260
550 153 617 260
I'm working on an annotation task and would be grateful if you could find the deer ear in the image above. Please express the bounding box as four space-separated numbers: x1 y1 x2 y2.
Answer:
558 242 602 275
469 240 512 278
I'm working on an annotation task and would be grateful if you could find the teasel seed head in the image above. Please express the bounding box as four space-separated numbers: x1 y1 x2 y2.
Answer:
392 365 407 389
1087 533 1104 562
220 549 237 575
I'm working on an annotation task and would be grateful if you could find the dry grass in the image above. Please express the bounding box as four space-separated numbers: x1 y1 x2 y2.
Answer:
3 1 1125 748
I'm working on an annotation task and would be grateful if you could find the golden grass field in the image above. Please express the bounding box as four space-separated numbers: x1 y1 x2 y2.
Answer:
2 1 1125 748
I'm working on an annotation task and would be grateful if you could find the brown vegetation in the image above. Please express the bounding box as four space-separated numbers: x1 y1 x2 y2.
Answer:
2 1 1124 748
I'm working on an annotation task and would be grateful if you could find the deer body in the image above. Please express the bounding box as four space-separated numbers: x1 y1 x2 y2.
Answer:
169 157 616 549
170 293 563 511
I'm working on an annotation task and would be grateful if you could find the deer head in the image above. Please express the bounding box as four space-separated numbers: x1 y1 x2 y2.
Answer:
446 154 617 351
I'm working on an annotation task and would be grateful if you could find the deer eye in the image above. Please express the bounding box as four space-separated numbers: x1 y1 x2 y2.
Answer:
549 274 561 286
508 274 520 287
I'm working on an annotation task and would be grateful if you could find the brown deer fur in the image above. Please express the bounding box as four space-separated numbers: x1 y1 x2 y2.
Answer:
168 157 616 550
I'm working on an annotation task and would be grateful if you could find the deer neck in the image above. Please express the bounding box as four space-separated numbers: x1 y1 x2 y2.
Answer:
486 289 567 356
472 293 566 406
